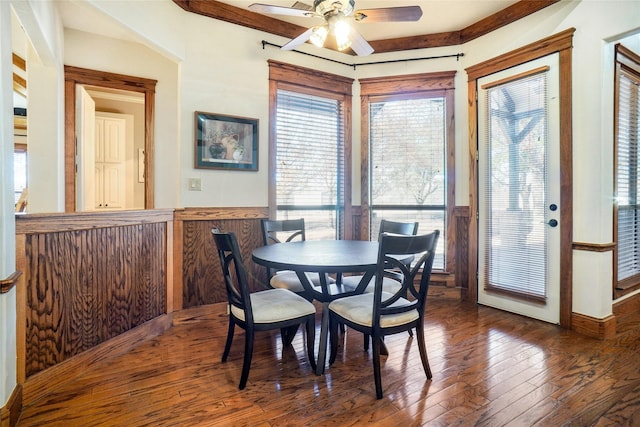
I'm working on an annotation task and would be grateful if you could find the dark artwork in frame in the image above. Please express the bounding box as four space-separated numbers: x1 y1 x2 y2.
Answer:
194 111 258 171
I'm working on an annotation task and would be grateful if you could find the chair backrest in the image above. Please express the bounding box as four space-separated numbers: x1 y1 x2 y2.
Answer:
378 219 419 269
261 218 306 278
261 218 306 245
212 229 254 324
378 219 419 238
372 230 440 326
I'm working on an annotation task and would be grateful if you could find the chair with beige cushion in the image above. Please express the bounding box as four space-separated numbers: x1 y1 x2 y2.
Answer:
261 218 334 300
342 219 419 347
212 229 316 390
328 230 439 399
340 219 419 294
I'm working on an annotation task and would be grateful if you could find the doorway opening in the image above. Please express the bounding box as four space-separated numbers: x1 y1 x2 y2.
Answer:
64 66 156 212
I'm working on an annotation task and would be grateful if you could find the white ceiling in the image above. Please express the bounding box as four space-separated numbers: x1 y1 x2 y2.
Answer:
57 0 521 44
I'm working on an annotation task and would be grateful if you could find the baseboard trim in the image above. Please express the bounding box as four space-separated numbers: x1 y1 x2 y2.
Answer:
428 285 462 300
22 313 172 407
0 384 22 427
571 312 616 340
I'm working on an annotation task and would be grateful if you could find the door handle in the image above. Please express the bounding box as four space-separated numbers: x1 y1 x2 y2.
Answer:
543 219 558 227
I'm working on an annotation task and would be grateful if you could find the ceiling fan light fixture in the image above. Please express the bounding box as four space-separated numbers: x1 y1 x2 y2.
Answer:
313 0 354 17
333 18 352 51
310 25 329 48
336 35 352 51
333 17 350 39
252 0 418 56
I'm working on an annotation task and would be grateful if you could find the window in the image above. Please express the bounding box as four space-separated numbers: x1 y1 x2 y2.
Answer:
615 44 640 297
482 68 551 301
360 72 455 270
268 61 353 240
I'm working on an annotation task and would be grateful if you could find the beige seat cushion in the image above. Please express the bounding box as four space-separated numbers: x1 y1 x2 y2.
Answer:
270 270 334 292
231 288 316 323
340 275 402 294
328 292 418 328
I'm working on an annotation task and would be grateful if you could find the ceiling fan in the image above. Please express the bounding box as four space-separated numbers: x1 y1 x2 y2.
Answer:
248 0 423 56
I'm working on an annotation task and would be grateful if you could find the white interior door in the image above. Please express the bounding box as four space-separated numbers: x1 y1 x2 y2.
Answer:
95 113 127 209
76 85 95 211
477 54 561 324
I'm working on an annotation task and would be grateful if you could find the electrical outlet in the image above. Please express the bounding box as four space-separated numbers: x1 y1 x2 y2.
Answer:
188 178 202 191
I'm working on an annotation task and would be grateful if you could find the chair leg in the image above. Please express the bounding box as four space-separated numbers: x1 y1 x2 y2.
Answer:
222 318 235 362
372 333 384 399
416 324 432 379
363 333 369 351
281 324 299 347
305 316 317 371
239 328 254 390
329 315 339 365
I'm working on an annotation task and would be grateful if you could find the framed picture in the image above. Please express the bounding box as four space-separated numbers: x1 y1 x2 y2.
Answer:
194 111 258 171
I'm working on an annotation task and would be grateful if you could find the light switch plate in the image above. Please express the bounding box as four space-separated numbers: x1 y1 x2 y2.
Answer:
188 178 202 191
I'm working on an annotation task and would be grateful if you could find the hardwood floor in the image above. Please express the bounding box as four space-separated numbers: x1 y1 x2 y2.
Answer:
17 299 640 426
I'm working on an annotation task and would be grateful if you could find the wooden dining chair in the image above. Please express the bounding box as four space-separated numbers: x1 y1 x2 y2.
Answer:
340 219 419 294
261 218 333 301
212 229 316 390
328 230 440 399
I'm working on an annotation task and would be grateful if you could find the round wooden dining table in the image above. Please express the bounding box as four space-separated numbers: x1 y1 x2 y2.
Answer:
252 240 396 375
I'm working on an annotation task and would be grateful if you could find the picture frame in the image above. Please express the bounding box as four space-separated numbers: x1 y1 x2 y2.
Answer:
194 111 258 171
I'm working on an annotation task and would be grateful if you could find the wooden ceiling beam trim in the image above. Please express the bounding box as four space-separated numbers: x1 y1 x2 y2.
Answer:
172 0 561 55
369 31 462 53
173 0 306 40
460 0 562 43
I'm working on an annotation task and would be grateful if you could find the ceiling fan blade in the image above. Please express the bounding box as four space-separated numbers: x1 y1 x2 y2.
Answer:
248 3 315 18
281 27 315 50
353 6 423 22
349 28 374 56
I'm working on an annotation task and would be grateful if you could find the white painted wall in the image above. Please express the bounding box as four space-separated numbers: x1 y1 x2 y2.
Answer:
1 0 16 410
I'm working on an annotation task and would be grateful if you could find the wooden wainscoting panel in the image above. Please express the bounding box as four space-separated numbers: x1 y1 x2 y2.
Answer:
22 222 167 378
454 206 470 294
181 218 266 308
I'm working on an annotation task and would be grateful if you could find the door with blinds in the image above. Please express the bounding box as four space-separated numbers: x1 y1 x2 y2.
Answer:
477 54 561 324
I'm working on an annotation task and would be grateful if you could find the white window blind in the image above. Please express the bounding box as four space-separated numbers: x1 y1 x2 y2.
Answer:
617 64 640 284
369 97 447 268
275 89 345 240
483 72 549 299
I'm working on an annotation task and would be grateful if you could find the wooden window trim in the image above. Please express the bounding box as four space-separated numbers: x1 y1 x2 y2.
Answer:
360 71 456 273
267 61 354 238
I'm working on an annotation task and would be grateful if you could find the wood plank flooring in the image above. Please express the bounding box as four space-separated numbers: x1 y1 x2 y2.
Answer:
17 299 640 426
